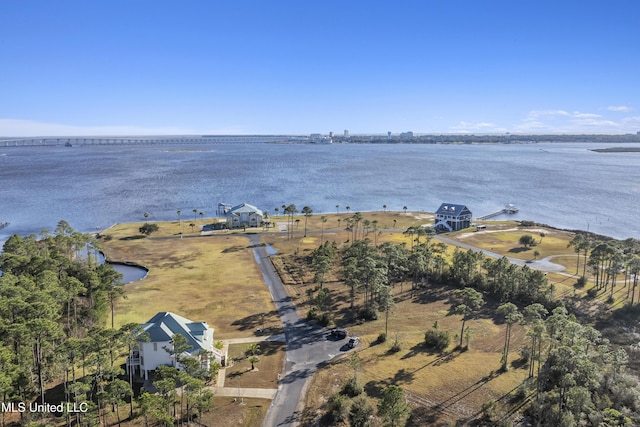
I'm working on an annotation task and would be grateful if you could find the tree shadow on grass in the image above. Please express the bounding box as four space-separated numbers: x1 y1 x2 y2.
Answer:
407 406 446 427
391 368 416 385
401 342 427 359
119 235 146 241
412 284 451 305
221 245 245 253
433 370 501 413
230 310 281 333
508 247 531 253
364 379 388 399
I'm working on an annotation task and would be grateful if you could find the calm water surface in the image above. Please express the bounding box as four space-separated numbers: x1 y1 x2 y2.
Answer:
1 141 639 244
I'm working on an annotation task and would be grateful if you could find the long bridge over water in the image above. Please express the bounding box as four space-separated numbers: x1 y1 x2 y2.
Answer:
0 135 306 147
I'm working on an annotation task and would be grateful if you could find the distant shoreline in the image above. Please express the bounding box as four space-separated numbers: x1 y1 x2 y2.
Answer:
590 147 640 153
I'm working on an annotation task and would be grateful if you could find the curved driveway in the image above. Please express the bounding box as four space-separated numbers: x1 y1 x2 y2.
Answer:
248 234 350 427
434 234 571 274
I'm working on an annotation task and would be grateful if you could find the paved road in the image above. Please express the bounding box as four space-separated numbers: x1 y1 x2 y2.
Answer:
248 235 352 427
434 235 570 274
241 231 573 426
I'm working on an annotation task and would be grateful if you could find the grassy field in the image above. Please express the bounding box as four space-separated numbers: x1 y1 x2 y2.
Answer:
262 211 638 424
100 221 282 427
99 211 636 426
120 397 271 427
225 341 286 389
101 221 278 338
269 248 528 425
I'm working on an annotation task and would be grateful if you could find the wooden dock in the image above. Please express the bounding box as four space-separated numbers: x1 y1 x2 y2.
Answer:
477 205 519 220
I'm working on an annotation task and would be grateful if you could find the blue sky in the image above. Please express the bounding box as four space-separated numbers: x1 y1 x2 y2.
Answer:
1 1 638 136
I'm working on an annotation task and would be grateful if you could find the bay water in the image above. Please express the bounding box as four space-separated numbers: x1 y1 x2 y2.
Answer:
1 141 639 245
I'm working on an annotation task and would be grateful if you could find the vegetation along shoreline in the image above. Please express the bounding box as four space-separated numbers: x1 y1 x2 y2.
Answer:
1 209 639 426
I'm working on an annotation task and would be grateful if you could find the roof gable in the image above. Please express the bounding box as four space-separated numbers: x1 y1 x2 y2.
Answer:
435 203 472 217
226 202 263 216
140 312 213 354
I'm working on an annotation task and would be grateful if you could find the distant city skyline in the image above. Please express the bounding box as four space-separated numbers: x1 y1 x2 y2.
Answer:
1 1 638 137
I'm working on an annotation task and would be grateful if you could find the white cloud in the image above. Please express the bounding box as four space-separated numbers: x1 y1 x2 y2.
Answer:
510 107 640 133
608 105 633 113
525 110 571 120
572 118 618 127
449 121 507 133
0 118 207 137
572 112 601 119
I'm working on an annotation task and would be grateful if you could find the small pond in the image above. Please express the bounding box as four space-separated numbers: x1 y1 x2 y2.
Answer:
96 252 148 283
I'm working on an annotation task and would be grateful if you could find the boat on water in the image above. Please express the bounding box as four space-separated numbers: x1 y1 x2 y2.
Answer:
65 141 73 147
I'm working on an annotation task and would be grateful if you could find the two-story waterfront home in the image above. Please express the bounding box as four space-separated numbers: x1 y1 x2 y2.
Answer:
434 203 472 232
225 202 263 228
126 312 223 380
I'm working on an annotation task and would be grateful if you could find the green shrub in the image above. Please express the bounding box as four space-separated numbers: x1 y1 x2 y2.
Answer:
341 377 363 397
139 222 159 236
424 328 450 352
587 287 599 298
349 395 374 427
317 312 331 326
357 307 378 321
325 393 349 423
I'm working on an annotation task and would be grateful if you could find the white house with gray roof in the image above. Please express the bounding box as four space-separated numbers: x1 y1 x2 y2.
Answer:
225 202 263 228
126 311 223 379
434 203 472 232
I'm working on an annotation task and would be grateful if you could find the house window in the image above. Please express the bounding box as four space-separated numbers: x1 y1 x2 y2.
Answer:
153 343 158 351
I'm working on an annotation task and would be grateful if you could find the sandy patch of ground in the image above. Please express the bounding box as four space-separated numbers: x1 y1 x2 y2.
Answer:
412 213 435 220
458 227 549 239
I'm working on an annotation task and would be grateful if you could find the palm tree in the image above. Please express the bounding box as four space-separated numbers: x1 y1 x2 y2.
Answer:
403 206 408 215
302 206 313 237
568 233 585 275
284 204 297 240
246 343 261 356
320 216 328 243
336 204 339 214
383 204 387 212
177 210 183 237
497 303 522 371
193 209 198 223
248 356 259 370
345 205 351 214
199 211 204 224
453 288 484 349
144 212 150 220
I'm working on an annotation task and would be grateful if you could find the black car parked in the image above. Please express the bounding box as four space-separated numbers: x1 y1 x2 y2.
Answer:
329 328 347 339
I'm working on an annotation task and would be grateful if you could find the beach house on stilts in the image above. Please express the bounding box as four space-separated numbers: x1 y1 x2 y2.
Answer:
434 203 472 232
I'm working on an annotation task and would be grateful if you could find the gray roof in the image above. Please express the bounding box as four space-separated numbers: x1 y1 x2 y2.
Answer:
226 202 263 216
140 312 213 355
435 203 472 217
